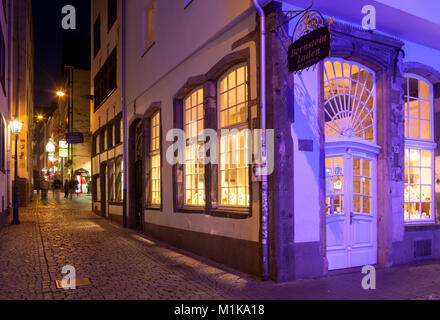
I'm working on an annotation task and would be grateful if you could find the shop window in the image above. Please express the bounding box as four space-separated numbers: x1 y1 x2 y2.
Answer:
184 87 205 206
115 156 123 202
143 0 155 53
218 64 250 207
147 111 161 207
108 159 115 202
404 75 435 223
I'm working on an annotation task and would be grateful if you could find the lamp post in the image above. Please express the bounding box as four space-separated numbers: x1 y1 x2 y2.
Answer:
10 119 23 225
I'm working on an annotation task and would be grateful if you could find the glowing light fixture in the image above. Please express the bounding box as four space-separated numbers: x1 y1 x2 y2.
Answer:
10 120 23 135
56 91 66 97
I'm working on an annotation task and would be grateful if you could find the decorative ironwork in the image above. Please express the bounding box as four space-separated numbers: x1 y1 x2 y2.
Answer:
293 10 333 41
272 0 334 47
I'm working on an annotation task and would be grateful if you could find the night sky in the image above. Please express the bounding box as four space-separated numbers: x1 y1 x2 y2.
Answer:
33 0 91 107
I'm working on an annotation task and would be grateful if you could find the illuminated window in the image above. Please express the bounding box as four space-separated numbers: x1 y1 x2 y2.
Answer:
184 88 205 206
108 159 115 202
404 76 435 223
218 65 250 207
325 157 344 215
404 77 432 140
149 111 161 206
324 60 375 142
115 156 123 203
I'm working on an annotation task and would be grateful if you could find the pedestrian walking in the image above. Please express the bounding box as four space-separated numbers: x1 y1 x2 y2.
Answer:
40 178 49 201
64 179 69 198
53 176 62 201
69 177 76 200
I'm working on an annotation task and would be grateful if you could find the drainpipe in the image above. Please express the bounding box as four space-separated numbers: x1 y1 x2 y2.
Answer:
253 0 269 281
122 0 128 228
6 0 11 215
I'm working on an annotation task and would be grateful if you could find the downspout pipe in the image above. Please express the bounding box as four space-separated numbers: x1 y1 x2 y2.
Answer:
253 0 269 281
6 0 11 215
122 0 128 228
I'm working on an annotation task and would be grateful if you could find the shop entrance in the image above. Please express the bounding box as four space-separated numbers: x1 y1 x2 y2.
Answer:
325 150 377 270
323 58 380 270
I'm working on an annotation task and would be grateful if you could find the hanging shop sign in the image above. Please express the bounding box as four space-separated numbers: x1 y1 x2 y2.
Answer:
288 26 330 72
45 141 56 153
59 140 68 149
271 8 333 73
48 153 56 162
66 132 84 144
59 148 69 158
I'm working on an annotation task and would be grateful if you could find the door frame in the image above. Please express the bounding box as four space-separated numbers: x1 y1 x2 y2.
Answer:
129 118 144 231
325 137 381 270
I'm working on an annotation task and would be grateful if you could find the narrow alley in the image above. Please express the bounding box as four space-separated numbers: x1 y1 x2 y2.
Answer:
1 196 440 300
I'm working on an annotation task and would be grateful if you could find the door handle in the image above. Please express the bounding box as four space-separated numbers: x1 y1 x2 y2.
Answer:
350 212 354 225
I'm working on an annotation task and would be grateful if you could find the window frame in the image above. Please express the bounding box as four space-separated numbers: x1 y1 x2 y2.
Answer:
115 155 124 203
404 73 436 225
93 15 101 57
216 63 251 210
183 86 206 208
143 0 156 55
146 110 162 209
107 0 117 32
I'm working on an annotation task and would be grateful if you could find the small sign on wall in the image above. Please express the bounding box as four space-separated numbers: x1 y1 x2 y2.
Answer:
298 139 313 152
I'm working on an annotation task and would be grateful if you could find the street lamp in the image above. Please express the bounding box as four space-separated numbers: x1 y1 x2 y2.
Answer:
10 119 23 225
56 90 65 97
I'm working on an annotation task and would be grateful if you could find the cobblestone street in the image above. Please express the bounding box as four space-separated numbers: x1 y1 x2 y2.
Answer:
1 195 440 300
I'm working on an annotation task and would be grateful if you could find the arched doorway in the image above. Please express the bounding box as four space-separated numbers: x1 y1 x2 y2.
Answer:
324 58 381 270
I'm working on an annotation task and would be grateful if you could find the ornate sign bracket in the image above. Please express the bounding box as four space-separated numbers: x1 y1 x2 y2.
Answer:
272 0 334 44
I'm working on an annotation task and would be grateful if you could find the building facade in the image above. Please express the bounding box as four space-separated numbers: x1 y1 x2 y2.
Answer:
91 0 125 222
10 0 34 207
93 0 440 282
0 0 34 229
58 33 92 186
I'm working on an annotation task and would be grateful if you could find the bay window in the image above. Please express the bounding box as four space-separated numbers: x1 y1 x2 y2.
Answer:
218 64 250 208
404 75 435 223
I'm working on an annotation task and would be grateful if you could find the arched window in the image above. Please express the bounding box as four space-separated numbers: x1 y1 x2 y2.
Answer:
324 59 376 142
184 87 205 206
404 75 435 223
218 64 250 207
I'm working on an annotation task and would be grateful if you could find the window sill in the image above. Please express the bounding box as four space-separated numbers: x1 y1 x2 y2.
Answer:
145 206 161 212
108 202 123 206
142 41 155 58
175 207 205 214
405 223 440 232
211 208 251 220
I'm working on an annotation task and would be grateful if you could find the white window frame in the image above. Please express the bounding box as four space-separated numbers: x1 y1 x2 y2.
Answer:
217 63 250 209
183 86 205 207
404 73 436 225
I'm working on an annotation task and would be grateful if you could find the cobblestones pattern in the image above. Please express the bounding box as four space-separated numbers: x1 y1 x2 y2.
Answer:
1 194 440 300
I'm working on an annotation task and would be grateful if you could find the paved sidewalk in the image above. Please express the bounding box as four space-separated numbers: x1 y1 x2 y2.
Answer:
0 196 440 300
